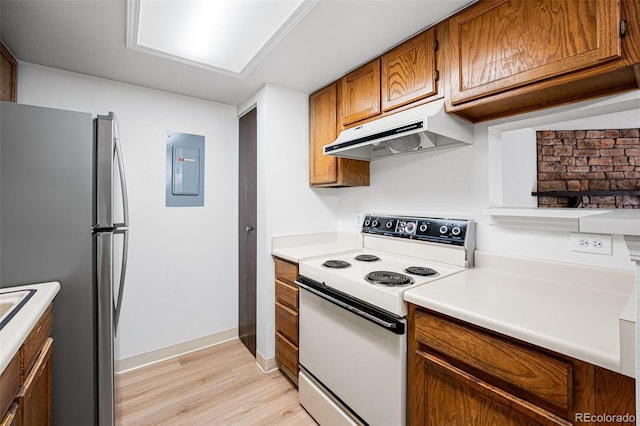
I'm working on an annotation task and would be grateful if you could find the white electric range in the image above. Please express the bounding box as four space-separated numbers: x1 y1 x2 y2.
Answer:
296 214 474 426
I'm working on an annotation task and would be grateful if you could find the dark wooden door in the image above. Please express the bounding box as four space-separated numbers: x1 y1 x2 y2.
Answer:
238 108 257 356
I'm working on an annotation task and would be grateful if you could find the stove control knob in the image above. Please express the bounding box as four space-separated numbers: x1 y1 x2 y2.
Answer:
439 225 449 235
406 222 416 233
419 224 429 233
385 220 394 229
451 226 462 236
372 220 379 228
364 218 371 227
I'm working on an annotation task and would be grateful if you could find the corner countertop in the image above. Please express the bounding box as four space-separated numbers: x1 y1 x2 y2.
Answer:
0 281 60 374
272 231 363 263
404 252 635 376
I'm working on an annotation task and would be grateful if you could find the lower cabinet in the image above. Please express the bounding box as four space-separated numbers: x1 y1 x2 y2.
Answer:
0 403 20 426
17 338 52 426
0 305 53 426
408 304 636 425
420 352 570 425
273 257 300 385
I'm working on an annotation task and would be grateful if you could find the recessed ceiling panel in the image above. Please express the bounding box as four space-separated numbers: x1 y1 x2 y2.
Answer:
128 0 313 77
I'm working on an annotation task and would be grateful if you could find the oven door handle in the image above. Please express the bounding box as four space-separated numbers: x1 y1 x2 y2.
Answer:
296 280 404 334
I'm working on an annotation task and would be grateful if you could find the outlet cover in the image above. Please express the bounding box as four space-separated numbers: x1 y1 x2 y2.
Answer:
569 233 612 255
355 212 364 228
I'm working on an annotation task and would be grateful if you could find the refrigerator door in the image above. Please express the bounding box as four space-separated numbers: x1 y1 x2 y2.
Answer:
95 113 129 230
96 231 115 426
95 113 129 426
113 228 129 334
0 102 96 425
96 228 128 426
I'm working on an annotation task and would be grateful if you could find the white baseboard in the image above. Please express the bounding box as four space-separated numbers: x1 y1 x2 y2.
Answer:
115 328 238 374
256 350 278 373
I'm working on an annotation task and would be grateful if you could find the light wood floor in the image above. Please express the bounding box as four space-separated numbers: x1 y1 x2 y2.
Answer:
115 338 316 425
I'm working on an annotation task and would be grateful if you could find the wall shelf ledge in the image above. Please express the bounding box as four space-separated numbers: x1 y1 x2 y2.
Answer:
483 208 610 232
484 208 640 236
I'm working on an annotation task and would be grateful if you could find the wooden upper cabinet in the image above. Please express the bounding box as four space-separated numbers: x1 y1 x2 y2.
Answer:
381 29 438 112
340 59 381 126
449 0 622 106
0 39 18 102
309 83 339 185
309 83 369 187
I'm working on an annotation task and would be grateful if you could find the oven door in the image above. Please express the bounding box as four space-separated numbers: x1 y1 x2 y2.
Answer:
297 276 407 426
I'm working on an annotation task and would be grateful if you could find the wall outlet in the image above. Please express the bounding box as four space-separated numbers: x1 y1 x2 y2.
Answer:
569 233 612 255
355 212 364 228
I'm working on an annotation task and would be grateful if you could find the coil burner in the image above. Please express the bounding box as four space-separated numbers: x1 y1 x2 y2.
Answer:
365 271 414 286
355 254 380 262
405 266 438 276
322 260 351 269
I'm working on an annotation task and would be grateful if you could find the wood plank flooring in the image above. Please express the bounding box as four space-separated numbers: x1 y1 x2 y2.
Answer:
115 339 315 425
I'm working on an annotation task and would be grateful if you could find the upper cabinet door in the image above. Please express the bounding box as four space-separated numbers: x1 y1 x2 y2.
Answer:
449 0 621 105
0 40 18 102
381 29 437 112
340 59 381 126
309 83 338 186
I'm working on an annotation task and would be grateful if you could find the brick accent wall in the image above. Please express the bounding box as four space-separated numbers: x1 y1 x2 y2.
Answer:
536 129 640 208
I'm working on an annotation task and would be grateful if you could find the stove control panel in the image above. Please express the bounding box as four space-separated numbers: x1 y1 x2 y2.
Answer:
362 215 470 246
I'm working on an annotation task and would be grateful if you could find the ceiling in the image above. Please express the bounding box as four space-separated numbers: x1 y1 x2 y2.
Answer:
1 0 474 107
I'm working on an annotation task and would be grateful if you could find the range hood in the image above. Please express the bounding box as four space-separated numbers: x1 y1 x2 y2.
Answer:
323 100 474 161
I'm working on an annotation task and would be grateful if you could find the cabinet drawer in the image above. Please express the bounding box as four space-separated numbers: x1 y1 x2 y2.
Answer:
0 351 20 419
276 331 298 379
414 309 572 416
275 279 298 311
275 302 298 344
274 257 298 284
421 351 570 425
22 305 52 379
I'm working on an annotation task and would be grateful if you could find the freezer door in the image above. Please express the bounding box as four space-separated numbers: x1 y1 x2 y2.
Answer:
95 113 129 229
96 228 127 426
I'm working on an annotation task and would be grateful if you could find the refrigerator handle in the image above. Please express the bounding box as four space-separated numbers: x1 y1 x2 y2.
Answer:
113 115 130 228
114 228 129 336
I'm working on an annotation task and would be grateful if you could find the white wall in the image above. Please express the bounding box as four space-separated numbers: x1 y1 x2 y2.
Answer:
19 60 637 367
238 84 338 362
336 91 640 272
18 62 239 360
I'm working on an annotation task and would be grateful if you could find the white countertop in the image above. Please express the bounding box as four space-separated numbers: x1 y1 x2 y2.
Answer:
404 252 635 375
272 231 362 263
0 282 60 374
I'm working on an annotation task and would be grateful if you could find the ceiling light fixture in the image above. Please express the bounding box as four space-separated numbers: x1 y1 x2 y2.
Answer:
126 0 317 78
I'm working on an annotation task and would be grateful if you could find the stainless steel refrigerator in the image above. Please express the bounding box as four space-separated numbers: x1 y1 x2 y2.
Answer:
0 101 129 426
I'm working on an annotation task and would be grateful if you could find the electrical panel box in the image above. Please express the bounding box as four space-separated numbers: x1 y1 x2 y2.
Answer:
166 131 205 207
